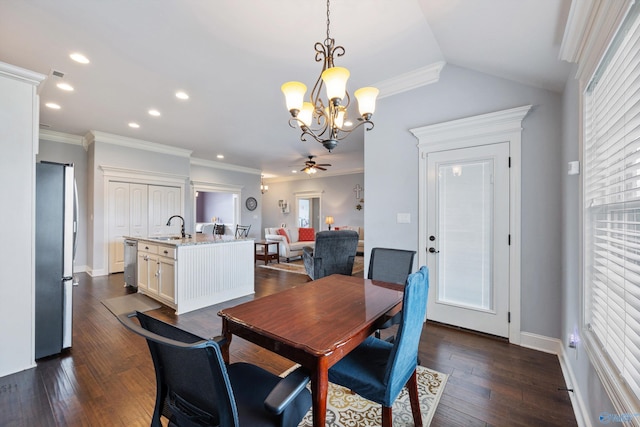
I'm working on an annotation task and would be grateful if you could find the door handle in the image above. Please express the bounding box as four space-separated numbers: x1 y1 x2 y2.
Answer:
428 247 440 253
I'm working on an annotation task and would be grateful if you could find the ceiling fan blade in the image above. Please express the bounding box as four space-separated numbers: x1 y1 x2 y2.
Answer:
316 163 331 167
316 166 327 171
300 167 307 172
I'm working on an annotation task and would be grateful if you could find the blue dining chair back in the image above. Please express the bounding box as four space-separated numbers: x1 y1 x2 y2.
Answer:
328 266 429 426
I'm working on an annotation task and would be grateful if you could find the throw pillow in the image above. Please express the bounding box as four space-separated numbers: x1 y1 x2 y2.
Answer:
277 228 290 243
298 227 315 241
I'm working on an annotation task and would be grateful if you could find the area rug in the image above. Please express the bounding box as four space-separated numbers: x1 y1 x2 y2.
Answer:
296 365 447 426
259 256 365 276
101 293 161 316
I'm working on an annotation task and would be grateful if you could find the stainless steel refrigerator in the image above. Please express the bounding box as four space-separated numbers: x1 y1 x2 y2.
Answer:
35 161 77 359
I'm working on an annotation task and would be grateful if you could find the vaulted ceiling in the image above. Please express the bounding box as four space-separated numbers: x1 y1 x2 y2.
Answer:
0 0 573 178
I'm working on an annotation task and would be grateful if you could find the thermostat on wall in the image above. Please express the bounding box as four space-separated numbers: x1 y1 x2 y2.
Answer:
568 161 580 175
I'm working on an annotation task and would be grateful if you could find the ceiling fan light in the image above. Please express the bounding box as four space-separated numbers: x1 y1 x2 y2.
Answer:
321 67 350 102
354 86 379 118
299 102 314 127
281 81 307 114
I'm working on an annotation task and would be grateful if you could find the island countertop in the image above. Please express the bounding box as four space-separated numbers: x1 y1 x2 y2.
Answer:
126 234 253 247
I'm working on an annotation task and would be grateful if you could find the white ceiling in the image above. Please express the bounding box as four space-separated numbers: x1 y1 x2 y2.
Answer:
0 0 573 178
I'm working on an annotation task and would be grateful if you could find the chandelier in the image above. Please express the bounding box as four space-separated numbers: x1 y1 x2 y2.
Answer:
260 175 269 194
281 0 379 152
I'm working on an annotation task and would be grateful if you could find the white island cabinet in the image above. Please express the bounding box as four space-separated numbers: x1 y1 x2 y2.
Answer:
129 235 254 314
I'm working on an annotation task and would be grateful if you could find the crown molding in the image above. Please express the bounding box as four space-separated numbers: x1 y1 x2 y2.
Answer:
190 157 262 175
374 61 446 99
411 105 532 151
265 168 364 184
85 130 193 158
0 61 45 86
39 129 87 149
559 0 632 81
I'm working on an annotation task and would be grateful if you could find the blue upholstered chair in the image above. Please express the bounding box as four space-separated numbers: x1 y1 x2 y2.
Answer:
302 230 359 280
328 266 429 427
117 311 312 427
368 247 416 340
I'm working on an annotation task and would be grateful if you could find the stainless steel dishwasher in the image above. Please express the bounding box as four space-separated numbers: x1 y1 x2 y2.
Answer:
124 239 138 288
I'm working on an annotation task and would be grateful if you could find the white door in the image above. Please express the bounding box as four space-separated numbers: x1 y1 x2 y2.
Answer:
108 181 129 273
426 143 510 337
148 185 181 236
129 184 148 238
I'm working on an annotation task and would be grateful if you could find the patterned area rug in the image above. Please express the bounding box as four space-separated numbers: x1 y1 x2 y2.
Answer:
258 256 365 275
297 365 447 426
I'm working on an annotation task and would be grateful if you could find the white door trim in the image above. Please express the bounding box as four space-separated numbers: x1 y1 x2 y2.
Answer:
410 105 531 344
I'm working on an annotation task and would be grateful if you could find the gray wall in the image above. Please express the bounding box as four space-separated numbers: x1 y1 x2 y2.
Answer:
560 67 614 421
261 173 364 237
37 139 88 272
365 64 563 339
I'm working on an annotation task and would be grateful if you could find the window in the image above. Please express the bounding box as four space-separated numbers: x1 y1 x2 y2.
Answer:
584 2 640 412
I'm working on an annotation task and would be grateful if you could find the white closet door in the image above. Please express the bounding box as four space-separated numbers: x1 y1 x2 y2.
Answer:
108 181 130 273
129 184 148 237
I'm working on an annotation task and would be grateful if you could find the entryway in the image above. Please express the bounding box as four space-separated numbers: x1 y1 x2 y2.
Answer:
412 105 531 343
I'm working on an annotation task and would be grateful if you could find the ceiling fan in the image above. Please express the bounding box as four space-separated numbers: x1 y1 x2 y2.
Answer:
301 156 331 174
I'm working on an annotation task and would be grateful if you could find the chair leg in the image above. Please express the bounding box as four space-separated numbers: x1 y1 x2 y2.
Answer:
381 405 393 427
407 369 423 427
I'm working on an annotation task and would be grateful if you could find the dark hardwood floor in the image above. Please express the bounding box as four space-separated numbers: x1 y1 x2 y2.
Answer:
0 266 577 426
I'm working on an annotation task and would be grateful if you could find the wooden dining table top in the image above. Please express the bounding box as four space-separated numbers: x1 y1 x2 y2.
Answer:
218 274 404 360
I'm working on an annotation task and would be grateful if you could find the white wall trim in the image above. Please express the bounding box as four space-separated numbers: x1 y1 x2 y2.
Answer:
0 61 46 85
191 180 244 193
190 157 262 175
520 331 562 354
87 130 193 158
411 105 531 345
39 129 86 148
559 0 632 82
374 61 446 99
557 345 593 427
266 168 364 183
100 165 188 185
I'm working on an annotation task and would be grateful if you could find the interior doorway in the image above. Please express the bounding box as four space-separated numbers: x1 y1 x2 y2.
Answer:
295 191 323 231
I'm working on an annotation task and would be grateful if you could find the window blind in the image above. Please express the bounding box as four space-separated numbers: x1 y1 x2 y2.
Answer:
585 4 640 403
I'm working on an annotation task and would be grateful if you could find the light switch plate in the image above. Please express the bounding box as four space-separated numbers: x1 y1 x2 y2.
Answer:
397 213 411 224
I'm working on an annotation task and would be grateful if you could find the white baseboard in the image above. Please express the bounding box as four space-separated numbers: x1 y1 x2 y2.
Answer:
73 264 88 273
86 268 107 277
519 332 591 427
519 331 561 354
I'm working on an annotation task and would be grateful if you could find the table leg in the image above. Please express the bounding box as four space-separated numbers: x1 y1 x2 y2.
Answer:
311 359 329 427
220 318 232 364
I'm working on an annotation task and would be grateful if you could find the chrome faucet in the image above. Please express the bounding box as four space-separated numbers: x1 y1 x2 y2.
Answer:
166 215 186 238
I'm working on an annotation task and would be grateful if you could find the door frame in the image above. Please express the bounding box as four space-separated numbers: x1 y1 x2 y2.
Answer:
411 105 531 344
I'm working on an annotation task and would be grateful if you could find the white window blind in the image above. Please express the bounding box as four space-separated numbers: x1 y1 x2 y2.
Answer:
585 4 640 405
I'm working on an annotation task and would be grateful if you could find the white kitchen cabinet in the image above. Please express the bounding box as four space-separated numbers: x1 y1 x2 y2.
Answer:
137 242 176 307
158 248 176 304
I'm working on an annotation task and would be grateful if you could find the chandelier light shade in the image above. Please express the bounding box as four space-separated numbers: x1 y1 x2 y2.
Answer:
260 175 269 194
282 0 378 152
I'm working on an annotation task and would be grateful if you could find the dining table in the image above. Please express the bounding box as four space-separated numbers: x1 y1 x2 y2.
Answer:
218 273 404 427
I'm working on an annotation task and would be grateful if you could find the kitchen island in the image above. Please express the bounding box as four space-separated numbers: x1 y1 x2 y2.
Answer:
128 235 254 314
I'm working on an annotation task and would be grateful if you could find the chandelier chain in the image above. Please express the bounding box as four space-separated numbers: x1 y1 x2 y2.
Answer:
326 0 331 43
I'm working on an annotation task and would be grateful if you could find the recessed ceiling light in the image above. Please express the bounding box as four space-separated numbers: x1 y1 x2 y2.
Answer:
45 102 61 109
175 91 189 100
292 170 298 173
69 53 90 64
217 154 224 159
56 82 74 91
148 109 161 117
128 122 140 128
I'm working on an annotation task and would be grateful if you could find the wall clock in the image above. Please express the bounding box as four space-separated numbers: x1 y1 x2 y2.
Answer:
245 197 258 211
